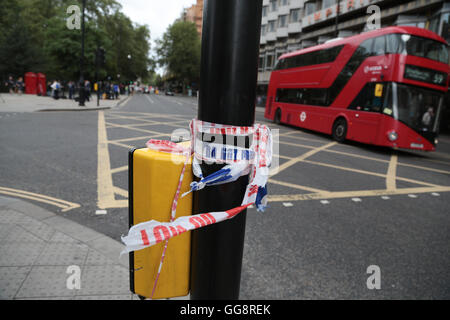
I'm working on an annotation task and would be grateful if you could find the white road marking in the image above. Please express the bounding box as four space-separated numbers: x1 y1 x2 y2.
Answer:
320 200 330 205
95 210 107 215
282 202 293 207
352 198 362 202
431 193 440 196
381 196 390 200
408 194 418 198
145 95 154 104
0 186 80 212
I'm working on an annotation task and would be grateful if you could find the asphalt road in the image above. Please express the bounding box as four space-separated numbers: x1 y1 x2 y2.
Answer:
0 93 449 299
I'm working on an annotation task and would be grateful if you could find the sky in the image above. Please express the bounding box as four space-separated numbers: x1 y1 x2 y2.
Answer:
117 0 197 47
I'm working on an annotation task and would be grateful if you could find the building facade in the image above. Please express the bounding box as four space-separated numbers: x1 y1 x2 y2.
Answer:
184 0 204 36
257 0 450 130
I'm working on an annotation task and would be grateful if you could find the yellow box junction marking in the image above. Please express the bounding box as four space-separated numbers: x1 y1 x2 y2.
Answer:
98 110 450 209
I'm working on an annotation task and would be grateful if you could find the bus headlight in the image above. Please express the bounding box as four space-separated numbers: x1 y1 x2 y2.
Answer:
387 131 398 142
434 138 438 145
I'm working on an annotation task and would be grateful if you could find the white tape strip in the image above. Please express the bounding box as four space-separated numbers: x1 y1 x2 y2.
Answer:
121 204 251 254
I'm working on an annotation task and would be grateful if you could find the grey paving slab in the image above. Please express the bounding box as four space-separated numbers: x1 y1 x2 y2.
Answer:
86 235 128 268
49 231 78 243
19 215 56 241
0 209 28 225
85 248 117 266
1 224 44 243
15 266 76 298
6 200 55 221
35 242 89 266
73 294 134 300
0 94 122 113
0 266 31 299
0 241 46 267
76 265 130 296
0 196 21 207
0 196 133 300
43 216 103 243
0 223 14 241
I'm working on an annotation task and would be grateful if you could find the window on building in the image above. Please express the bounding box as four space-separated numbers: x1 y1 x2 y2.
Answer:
278 15 287 28
259 56 265 71
290 9 300 23
280 0 289 6
262 6 268 17
441 13 450 44
270 0 277 12
305 1 316 15
322 0 336 9
266 54 275 70
268 20 276 32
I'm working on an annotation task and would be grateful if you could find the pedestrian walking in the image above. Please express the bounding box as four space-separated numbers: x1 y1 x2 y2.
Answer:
15 77 24 95
114 83 119 99
85 80 91 102
68 81 75 99
51 80 60 99
5 76 15 94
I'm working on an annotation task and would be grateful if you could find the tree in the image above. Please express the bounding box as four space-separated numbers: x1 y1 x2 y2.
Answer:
0 0 154 86
156 21 201 93
0 0 43 78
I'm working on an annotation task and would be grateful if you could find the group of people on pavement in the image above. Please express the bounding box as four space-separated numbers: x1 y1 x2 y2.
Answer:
4 76 25 94
4 75 128 103
48 80 91 101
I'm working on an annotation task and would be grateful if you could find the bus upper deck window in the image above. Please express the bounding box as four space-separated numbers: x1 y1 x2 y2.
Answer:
386 34 401 54
373 36 386 56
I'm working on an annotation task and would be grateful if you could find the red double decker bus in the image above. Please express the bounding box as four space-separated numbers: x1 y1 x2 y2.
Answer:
265 26 449 151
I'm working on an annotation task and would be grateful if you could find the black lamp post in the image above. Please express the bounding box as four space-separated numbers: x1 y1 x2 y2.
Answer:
190 0 263 300
335 0 341 38
78 0 86 106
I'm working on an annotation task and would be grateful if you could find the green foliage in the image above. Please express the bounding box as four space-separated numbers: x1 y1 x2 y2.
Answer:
156 21 201 91
0 0 153 83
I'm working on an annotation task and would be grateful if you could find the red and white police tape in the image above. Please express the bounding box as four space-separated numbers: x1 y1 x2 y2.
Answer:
121 119 273 255
120 119 272 299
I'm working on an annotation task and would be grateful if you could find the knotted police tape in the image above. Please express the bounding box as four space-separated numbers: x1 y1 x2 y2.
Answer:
121 119 272 254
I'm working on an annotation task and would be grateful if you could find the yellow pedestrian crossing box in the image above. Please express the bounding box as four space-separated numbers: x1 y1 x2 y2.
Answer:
128 145 193 299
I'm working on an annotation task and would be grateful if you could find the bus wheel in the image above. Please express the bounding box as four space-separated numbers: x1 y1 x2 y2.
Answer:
332 118 347 143
274 109 282 124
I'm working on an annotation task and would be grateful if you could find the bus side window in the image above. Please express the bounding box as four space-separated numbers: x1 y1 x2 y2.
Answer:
386 34 401 54
357 38 374 58
349 82 386 112
373 36 386 56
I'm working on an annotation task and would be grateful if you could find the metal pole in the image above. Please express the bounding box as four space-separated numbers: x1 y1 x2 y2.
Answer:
96 47 100 107
335 0 341 38
78 0 86 107
190 0 263 300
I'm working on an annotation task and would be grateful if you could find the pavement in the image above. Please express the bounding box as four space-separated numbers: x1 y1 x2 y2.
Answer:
0 92 136 300
0 93 129 113
0 195 137 300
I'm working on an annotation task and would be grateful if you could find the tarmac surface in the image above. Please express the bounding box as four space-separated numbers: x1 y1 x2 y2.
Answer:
1 92 449 300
